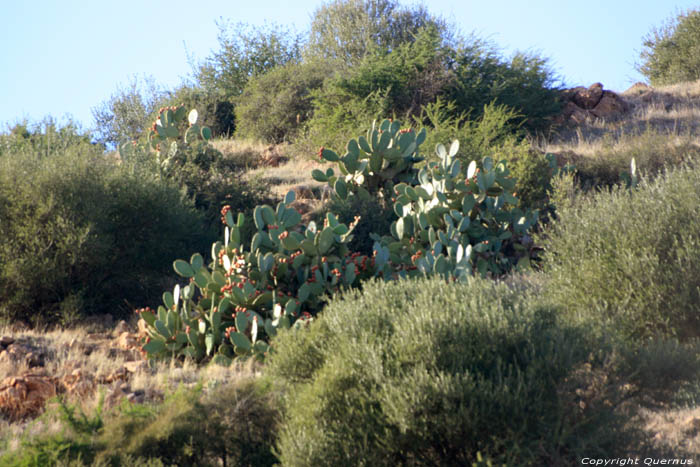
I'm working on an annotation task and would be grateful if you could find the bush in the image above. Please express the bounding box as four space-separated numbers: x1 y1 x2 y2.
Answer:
324 195 396 256
0 380 279 466
638 9 700 86
541 163 700 340
235 62 326 143
0 142 209 325
446 45 562 132
265 277 647 465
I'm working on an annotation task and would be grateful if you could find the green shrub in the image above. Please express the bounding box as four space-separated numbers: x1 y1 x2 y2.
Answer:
235 62 326 143
0 380 279 466
446 46 562 132
265 277 646 465
0 141 209 325
638 8 700 86
541 163 700 340
97 381 278 466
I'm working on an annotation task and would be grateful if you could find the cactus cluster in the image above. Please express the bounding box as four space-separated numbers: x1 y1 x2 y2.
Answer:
137 117 541 363
139 190 385 362
118 106 213 175
312 119 426 199
376 140 538 279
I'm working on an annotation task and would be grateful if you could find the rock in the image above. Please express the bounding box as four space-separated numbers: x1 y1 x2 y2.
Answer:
0 336 14 348
0 373 56 420
99 366 129 384
624 82 652 96
126 389 146 404
260 145 288 167
137 318 149 339
115 332 139 350
68 338 96 356
591 91 630 119
559 101 593 124
0 343 44 367
60 369 95 397
114 320 130 336
571 83 604 109
124 360 148 373
683 417 700 437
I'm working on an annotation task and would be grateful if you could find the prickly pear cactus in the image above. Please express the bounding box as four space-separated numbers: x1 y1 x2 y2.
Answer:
139 190 386 362
312 119 426 200
378 140 539 279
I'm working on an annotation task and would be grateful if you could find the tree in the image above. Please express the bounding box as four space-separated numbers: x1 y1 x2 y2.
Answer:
91 75 168 148
638 9 700 86
196 20 304 98
305 0 452 68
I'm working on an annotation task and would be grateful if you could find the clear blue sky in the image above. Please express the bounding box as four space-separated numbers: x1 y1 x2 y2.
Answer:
2 0 698 131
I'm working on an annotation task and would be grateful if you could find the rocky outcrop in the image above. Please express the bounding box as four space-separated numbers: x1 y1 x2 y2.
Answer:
556 83 630 124
0 373 57 420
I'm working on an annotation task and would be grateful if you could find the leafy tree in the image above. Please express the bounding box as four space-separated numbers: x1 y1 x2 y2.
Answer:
305 0 452 68
235 62 326 143
196 20 304 99
91 75 168 148
638 9 700 86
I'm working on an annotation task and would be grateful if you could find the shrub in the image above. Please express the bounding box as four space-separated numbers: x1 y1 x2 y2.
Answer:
0 380 279 466
541 163 700 340
235 62 326 143
324 194 396 256
446 45 562 132
265 277 646 465
638 9 700 86
0 139 209 325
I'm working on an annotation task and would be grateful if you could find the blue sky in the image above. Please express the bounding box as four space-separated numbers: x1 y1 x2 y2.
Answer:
1 0 698 131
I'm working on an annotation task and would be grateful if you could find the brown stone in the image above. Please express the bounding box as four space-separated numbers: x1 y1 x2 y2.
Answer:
0 373 57 419
624 82 652 96
0 343 44 367
99 366 129 384
137 319 149 340
591 91 630 119
260 145 288 167
114 320 130 336
0 336 14 348
560 101 593 124
571 83 604 109
115 332 139 350
60 369 95 397
124 360 148 373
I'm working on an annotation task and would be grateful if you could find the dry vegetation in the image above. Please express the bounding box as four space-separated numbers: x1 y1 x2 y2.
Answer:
4 81 700 463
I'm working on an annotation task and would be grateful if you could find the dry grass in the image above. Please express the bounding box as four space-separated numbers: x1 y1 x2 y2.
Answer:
640 406 700 457
542 79 700 156
244 156 327 199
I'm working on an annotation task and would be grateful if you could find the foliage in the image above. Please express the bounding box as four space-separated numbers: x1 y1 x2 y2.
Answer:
138 120 541 361
541 163 700 340
325 194 396 256
161 84 237 138
0 134 208 326
446 44 562 132
304 25 451 150
305 0 453 68
638 9 700 86
317 119 539 278
0 381 279 467
91 75 169 148
138 191 382 361
1 117 97 158
120 105 270 232
234 62 326 143
196 20 303 100
265 277 647 465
